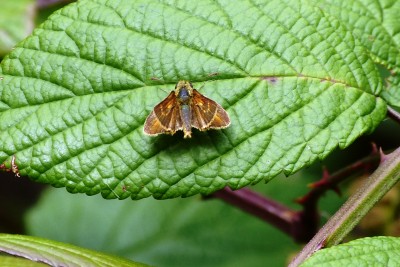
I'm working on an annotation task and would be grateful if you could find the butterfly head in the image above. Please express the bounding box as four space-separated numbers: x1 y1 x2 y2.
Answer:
175 80 194 104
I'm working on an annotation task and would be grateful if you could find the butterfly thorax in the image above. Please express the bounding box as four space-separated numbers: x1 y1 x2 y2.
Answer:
175 81 193 137
175 83 193 105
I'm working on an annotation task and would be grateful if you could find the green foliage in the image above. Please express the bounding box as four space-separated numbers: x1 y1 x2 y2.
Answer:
0 255 47 267
0 0 387 200
301 236 400 267
0 233 148 267
0 0 35 57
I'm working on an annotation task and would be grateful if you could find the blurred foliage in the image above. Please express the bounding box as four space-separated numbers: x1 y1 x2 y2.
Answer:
0 0 35 57
0 0 73 59
24 175 305 267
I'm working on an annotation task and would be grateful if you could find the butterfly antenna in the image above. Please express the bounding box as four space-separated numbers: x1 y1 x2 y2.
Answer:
198 72 220 90
148 77 171 93
207 72 219 78
104 181 121 199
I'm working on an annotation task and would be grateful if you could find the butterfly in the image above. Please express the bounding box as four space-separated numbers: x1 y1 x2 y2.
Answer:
143 80 230 138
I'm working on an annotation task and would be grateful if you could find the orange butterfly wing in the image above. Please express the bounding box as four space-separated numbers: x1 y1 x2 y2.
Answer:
191 89 230 131
143 92 183 136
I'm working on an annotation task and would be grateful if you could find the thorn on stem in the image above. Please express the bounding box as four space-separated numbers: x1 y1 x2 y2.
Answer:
309 167 330 189
370 143 378 154
379 147 388 163
295 195 307 205
308 166 341 196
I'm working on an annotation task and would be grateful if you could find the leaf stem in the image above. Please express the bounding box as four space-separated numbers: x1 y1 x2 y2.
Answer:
289 146 400 267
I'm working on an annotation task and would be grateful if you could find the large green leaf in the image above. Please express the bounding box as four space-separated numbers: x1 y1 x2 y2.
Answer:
0 0 36 56
0 0 386 199
300 236 400 267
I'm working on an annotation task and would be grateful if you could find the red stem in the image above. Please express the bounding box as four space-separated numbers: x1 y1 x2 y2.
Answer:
211 187 316 242
297 150 380 216
210 150 380 243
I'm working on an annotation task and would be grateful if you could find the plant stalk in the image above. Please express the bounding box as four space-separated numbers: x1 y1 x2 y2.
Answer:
387 106 400 124
289 147 400 267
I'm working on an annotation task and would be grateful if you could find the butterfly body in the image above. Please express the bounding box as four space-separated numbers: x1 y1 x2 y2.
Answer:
176 84 193 136
144 80 230 138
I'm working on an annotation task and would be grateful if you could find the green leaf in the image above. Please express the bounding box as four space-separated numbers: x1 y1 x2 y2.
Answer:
300 236 400 267
310 0 400 107
0 0 387 199
26 186 301 267
0 255 48 267
0 0 36 56
0 234 149 267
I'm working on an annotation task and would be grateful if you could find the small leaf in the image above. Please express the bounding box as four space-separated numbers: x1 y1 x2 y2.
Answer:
0 0 35 56
0 0 387 199
300 236 400 267
0 234 148 267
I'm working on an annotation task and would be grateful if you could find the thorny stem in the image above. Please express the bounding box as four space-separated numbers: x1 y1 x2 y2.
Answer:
297 148 380 225
387 106 400 124
210 187 314 242
210 150 381 243
289 147 400 267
